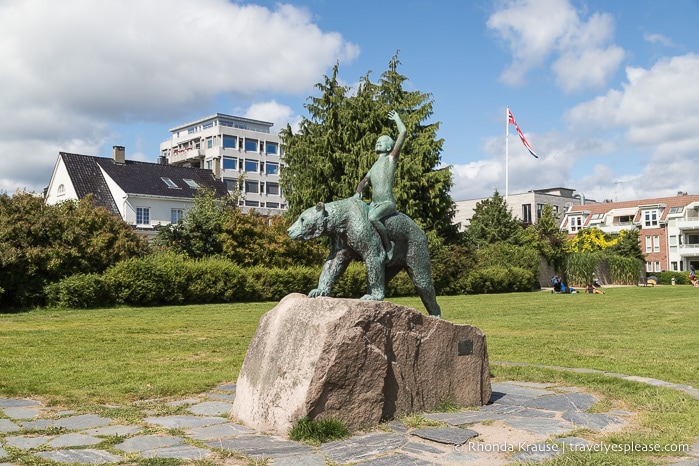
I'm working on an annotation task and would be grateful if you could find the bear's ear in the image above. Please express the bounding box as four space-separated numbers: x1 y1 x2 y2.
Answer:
315 202 325 212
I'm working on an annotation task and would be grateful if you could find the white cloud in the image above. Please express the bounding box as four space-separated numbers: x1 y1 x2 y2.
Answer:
243 101 302 134
565 53 699 201
0 0 358 193
643 32 674 47
487 0 624 92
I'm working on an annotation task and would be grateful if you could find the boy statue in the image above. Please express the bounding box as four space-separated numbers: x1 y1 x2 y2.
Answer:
355 110 407 262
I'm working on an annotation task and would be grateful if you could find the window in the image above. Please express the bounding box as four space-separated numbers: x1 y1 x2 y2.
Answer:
161 177 179 188
224 178 239 192
202 121 213 129
536 203 546 221
569 216 582 232
244 138 258 152
653 235 660 252
136 207 150 225
672 262 678 271
222 135 237 149
183 179 198 188
646 262 652 272
265 142 278 155
643 210 658 227
244 159 259 172
206 137 213 149
266 202 279 209
245 180 259 193
57 184 65 195
223 157 237 170
245 200 259 207
266 182 279 195
618 215 633 224
669 206 684 214
655 261 661 272
645 236 652 253
522 204 532 224
171 208 184 224
206 160 213 170
266 162 279 175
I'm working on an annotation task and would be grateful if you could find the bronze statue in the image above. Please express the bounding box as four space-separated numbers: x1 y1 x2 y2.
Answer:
287 110 441 317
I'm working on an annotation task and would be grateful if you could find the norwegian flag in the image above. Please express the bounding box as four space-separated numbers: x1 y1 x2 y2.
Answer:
508 109 539 158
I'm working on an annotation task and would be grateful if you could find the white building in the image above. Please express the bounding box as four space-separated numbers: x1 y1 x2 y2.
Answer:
45 146 229 240
453 187 584 231
160 113 285 215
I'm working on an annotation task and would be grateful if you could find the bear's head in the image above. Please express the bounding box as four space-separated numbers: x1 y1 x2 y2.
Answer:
287 202 328 241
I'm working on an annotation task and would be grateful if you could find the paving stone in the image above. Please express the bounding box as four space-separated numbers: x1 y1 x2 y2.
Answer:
505 417 576 436
187 422 254 440
562 410 625 430
216 383 237 392
360 453 436 465
0 399 41 409
84 425 143 437
144 415 227 429
491 382 556 399
48 433 103 448
401 440 448 454
387 419 408 434
113 435 181 453
510 441 563 463
205 392 237 402
4 435 52 449
270 453 327 466
423 410 509 425
0 447 6 458
35 449 122 464
141 444 212 460
321 432 407 463
187 401 233 416
514 408 557 418
209 435 315 458
166 398 200 407
1 407 42 420
0 419 20 433
669 459 699 466
523 393 598 412
18 419 53 430
53 414 112 430
410 427 478 445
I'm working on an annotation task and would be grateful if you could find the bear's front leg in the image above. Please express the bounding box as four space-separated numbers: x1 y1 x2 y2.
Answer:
309 247 353 298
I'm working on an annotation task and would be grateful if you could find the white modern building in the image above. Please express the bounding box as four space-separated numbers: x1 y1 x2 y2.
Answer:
453 187 585 231
160 113 285 215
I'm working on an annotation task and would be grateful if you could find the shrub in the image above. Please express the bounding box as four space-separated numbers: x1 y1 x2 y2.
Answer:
183 258 250 303
104 252 188 306
44 273 111 309
658 271 689 285
608 255 642 285
465 266 535 294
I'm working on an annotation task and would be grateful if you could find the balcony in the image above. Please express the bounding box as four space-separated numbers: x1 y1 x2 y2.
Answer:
168 147 204 164
676 218 699 231
677 243 699 256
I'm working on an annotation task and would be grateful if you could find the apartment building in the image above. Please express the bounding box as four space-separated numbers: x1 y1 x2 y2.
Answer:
561 193 699 273
160 113 285 215
453 187 584 231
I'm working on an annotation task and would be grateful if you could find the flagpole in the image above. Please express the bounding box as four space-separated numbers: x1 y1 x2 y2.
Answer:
505 106 509 204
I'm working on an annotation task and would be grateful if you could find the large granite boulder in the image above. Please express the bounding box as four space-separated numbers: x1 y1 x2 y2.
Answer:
231 293 490 435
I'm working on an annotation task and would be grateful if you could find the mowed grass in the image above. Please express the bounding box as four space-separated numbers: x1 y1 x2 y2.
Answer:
0 286 697 403
1 285 698 463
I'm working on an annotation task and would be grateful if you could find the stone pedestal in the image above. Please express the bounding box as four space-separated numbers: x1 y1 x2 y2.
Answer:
230 293 491 435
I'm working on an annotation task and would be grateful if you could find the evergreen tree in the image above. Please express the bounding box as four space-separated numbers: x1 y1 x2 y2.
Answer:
533 203 568 271
465 189 521 248
280 53 457 239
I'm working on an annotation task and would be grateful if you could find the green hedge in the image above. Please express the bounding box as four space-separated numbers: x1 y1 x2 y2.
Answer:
464 266 535 294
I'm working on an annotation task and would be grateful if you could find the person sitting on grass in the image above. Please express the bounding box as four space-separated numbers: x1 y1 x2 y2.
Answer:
586 283 605 294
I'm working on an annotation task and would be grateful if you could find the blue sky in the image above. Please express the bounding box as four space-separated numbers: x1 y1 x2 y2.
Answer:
1 0 698 203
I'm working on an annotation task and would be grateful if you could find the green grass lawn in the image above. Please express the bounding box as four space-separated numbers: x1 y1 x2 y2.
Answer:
1 285 698 464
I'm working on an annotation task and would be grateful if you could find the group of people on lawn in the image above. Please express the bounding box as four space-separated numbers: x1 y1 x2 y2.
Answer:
551 275 604 294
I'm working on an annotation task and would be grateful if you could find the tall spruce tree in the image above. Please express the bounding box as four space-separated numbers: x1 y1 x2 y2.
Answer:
466 189 522 248
280 53 457 239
